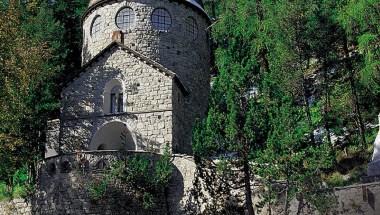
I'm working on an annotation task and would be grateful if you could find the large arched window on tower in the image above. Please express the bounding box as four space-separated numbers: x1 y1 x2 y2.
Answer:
151 8 172 31
103 79 124 114
116 7 135 31
185 16 198 40
91 15 102 39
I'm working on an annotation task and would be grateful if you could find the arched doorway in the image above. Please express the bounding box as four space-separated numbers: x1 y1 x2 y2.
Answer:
90 121 135 151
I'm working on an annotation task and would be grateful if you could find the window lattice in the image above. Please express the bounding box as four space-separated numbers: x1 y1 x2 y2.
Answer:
91 16 102 38
116 7 135 31
185 17 198 40
151 8 172 31
110 85 123 113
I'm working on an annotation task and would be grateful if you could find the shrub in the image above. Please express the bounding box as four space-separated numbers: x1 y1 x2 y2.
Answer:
12 167 28 186
105 151 173 209
154 148 173 187
12 185 27 198
87 179 108 201
142 192 155 209
326 172 346 187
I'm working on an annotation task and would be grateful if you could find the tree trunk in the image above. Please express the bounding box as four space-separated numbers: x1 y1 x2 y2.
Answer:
284 166 290 215
255 0 270 74
296 193 304 215
302 75 315 144
323 63 332 144
268 178 272 215
343 36 366 146
243 156 255 215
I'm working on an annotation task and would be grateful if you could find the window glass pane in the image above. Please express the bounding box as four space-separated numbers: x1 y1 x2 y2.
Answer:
118 93 123 112
185 17 198 40
151 8 172 31
111 85 122 94
111 93 116 113
91 16 102 38
116 7 136 31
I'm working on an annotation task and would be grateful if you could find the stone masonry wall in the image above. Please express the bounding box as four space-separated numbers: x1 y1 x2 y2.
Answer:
34 152 167 215
45 119 60 158
335 181 380 214
3 153 380 214
82 0 211 154
0 199 31 215
60 47 175 153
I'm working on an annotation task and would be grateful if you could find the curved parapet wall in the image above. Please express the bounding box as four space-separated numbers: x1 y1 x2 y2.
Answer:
32 151 167 214
26 151 198 214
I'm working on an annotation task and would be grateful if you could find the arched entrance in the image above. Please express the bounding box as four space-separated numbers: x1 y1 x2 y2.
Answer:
90 121 135 151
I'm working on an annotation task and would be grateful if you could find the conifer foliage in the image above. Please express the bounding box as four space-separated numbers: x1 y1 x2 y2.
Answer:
194 0 380 213
0 0 88 190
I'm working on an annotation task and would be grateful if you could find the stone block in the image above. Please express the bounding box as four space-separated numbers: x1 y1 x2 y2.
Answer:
368 160 380 176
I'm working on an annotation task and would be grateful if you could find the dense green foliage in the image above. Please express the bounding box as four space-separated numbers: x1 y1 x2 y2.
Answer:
0 0 379 213
194 0 380 213
87 151 173 209
0 0 88 194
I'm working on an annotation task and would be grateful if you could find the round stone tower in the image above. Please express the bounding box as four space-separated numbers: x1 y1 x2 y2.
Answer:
81 0 211 153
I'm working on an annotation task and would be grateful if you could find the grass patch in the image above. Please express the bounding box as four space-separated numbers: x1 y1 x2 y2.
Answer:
0 182 11 202
12 185 27 199
325 172 347 187
0 181 29 202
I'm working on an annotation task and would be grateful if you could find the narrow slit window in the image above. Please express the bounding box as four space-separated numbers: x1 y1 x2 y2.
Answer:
117 93 123 112
110 93 116 113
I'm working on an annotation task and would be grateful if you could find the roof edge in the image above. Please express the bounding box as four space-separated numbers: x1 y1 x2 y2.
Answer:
82 0 211 24
67 42 190 96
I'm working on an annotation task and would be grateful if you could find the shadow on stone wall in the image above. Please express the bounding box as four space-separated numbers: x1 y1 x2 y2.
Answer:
167 163 185 214
58 62 171 153
30 151 183 215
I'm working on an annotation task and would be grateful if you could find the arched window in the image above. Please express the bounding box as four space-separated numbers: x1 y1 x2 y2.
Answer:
103 79 124 114
91 16 102 39
185 17 198 40
151 8 172 31
116 7 135 31
110 85 123 113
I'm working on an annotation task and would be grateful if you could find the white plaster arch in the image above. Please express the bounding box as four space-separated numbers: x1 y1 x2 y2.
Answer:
103 78 126 113
89 121 137 151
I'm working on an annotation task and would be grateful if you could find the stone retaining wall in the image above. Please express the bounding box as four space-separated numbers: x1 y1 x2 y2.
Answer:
335 181 380 215
2 152 380 215
33 151 168 215
0 199 31 215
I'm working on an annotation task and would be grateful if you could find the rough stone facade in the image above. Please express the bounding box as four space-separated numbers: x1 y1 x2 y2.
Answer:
4 153 380 215
38 0 214 214
59 45 179 153
335 181 380 214
33 152 169 215
46 0 212 156
80 0 211 154
0 152 204 215
0 199 31 215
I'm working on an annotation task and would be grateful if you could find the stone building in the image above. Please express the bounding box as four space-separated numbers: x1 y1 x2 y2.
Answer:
46 0 211 157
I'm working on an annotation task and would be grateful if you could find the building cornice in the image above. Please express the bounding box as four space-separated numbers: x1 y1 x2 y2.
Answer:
82 0 211 24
